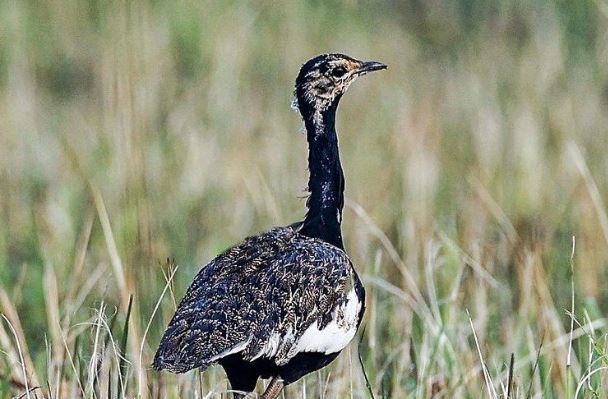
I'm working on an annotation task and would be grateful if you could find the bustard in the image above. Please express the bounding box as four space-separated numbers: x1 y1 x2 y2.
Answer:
153 53 386 398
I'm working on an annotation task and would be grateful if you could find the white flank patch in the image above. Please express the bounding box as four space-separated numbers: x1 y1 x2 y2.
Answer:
294 289 361 355
208 336 252 362
250 330 282 361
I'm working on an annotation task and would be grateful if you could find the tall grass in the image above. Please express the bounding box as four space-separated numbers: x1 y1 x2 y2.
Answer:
1 0 608 397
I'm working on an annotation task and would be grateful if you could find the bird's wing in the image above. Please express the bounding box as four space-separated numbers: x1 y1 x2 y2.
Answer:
152 226 353 373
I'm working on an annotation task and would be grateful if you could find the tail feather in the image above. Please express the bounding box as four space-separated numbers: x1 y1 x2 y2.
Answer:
153 343 209 373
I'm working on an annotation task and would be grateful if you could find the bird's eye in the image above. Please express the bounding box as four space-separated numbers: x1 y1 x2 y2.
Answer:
331 67 347 78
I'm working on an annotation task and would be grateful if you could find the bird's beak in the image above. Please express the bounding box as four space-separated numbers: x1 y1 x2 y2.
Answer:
355 60 388 75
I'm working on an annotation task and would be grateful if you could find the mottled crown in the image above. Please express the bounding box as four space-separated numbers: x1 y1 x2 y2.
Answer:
293 53 387 116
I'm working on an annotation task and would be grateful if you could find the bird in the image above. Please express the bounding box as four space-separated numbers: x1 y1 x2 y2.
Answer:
153 53 387 398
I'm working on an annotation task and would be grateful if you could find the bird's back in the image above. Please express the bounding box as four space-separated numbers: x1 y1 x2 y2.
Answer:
153 225 363 373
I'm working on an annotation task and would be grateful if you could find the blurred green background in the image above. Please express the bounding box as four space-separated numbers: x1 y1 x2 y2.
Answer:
1 0 608 397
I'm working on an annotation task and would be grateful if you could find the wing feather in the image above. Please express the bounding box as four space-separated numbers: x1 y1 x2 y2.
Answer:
153 226 352 373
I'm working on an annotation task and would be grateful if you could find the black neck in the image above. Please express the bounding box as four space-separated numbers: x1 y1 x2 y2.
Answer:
299 101 345 249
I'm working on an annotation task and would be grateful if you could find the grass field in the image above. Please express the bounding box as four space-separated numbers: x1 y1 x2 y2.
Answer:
1 1 608 398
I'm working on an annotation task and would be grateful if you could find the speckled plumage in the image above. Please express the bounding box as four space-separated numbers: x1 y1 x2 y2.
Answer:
153 225 363 373
153 54 386 398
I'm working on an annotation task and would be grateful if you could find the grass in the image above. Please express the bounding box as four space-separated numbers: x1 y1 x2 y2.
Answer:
1 0 608 397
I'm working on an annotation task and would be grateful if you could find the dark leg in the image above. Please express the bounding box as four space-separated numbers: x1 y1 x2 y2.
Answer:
261 377 284 399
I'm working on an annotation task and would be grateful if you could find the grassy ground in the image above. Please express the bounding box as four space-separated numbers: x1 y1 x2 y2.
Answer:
1 0 608 397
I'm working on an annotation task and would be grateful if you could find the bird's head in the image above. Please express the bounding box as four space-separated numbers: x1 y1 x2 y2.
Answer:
294 53 387 119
